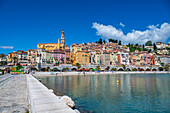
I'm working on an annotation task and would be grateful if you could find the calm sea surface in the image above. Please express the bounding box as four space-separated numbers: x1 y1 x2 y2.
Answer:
39 74 170 113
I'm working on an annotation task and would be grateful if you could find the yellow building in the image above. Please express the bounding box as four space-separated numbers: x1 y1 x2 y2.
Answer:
71 53 76 66
95 50 101 65
37 30 69 51
110 51 118 65
70 45 82 54
76 51 90 65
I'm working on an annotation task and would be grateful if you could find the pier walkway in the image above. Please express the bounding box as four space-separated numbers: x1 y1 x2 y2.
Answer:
27 74 76 113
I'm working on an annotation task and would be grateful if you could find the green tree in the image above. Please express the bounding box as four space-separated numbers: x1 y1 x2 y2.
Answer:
164 64 170 71
145 40 152 46
76 63 81 69
153 43 157 51
103 40 106 43
17 63 20 66
143 44 145 49
95 66 100 71
135 43 139 47
122 64 126 70
12 57 17 65
158 67 164 71
128 43 130 47
105 66 110 71
132 68 137 71
148 49 151 53
118 40 121 45
98 38 102 44
160 62 164 67
109 39 113 42
46 66 50 71
137 48 142 51
111 68 117 71
62 67 69 72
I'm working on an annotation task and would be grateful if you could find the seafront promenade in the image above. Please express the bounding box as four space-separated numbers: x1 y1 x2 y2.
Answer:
0 74 78 113
0 74 29 113
35 71 169 77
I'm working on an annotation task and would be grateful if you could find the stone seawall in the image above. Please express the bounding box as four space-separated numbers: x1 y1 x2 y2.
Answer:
27 74 78 113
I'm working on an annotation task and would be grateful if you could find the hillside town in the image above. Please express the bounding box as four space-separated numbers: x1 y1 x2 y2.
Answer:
0 30 170 72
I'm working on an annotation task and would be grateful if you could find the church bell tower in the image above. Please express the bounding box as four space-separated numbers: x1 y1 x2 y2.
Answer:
61 30 65 47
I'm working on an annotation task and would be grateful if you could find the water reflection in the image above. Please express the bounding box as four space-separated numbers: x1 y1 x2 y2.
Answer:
39 74 170 113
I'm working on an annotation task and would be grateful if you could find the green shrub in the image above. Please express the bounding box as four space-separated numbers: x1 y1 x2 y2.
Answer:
158 67 164 71
111 68 117 71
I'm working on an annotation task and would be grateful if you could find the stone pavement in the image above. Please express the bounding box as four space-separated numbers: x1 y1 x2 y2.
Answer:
27 74 76 113
0 74 29 113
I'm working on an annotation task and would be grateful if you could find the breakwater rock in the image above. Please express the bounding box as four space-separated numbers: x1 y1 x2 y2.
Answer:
61 95 76 109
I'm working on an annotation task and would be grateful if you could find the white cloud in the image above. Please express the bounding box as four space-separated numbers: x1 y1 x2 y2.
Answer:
0 46 14 49
92 22 170 44
120 22 125 27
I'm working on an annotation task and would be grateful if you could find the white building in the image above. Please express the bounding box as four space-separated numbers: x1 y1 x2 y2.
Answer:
156 42 166 49
117 51 129 65
36 48 46 65
46 51 54 64
90 51 96 65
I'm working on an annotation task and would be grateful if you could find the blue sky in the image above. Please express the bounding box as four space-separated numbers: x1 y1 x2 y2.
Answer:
0 0 170 54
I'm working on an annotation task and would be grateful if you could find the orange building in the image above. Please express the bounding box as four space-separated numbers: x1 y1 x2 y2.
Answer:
76 51 90 65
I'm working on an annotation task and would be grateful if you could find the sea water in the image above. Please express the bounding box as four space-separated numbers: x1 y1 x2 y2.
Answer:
39 73 170 113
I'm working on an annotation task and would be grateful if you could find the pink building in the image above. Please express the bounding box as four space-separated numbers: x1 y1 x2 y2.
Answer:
52 50 65 64
140 51 151 66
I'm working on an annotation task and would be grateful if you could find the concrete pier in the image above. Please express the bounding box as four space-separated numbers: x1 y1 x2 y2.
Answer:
27 74 76 113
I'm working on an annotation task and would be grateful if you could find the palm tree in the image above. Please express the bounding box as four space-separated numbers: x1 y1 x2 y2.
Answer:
12 56 18 66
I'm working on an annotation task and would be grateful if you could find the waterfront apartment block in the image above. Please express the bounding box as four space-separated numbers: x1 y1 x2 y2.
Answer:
52 49 65 64
94 50 101 65
101 51 110 65
76 51 90 65
117 51 129 65
27 49 37 65
110 51 118 66
71 53 76 66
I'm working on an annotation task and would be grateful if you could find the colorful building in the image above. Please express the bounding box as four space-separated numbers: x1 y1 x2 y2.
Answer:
52 49 65 64
110 51 118 65
71 53 76 66
27 49 37 65
117 51 129 65
36 48 46 65
101 51 110 66
64 49 71 64
46 51 54 64
129 50 141 66
95 50 101 65
70 44 82 54
76 51 90 65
